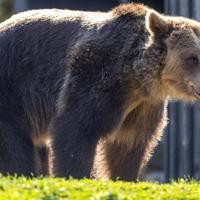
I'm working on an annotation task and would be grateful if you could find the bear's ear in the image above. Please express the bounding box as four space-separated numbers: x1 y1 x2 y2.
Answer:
146 11 169 36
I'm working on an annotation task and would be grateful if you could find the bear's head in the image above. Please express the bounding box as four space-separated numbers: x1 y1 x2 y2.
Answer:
146 11 200 102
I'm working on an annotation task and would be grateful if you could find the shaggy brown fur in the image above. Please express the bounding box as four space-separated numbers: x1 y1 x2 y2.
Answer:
0 3 200 181
91 4 200 180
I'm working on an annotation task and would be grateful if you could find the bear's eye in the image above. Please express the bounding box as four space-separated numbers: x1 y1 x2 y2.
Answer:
186 56 199 66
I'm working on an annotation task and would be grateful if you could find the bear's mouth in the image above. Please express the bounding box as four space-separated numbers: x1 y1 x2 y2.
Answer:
191 85 200 98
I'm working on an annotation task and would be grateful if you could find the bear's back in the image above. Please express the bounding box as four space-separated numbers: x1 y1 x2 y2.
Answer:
0 9 112 33
0 8 114 77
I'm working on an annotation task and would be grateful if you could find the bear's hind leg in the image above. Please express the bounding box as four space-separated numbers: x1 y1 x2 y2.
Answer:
0 113 36 176
50 111 99 178
35 145 50 176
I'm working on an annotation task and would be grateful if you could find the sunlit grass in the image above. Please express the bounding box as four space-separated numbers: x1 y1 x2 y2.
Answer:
0 176 199 200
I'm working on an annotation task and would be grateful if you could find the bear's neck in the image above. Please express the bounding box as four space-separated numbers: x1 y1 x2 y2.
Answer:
116 34 168 101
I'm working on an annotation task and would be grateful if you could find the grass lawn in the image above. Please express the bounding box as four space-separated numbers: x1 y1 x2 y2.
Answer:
0 176 199 200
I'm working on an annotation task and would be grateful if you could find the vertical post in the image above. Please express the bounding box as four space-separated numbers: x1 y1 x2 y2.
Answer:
193 103 200 179
13 0 27 13
192 0 200 180
164 103 179 181
164 125 170 182
193 0 200 20
188 105 194 177
178 103 194 178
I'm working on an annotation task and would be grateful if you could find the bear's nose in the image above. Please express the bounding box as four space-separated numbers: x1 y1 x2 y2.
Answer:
188 81 200 96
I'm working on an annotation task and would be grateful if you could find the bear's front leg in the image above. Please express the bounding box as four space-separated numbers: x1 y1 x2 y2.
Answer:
50 90 124 178
94 102 167 181
94 140 146 181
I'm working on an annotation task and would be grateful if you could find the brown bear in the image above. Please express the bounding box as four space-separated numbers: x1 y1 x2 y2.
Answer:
0 3 200 181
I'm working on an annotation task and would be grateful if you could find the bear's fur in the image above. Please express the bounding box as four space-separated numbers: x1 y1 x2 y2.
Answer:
0 3 200 180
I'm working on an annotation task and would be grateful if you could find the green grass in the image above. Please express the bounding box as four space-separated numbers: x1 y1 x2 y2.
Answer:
0 176 199 200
